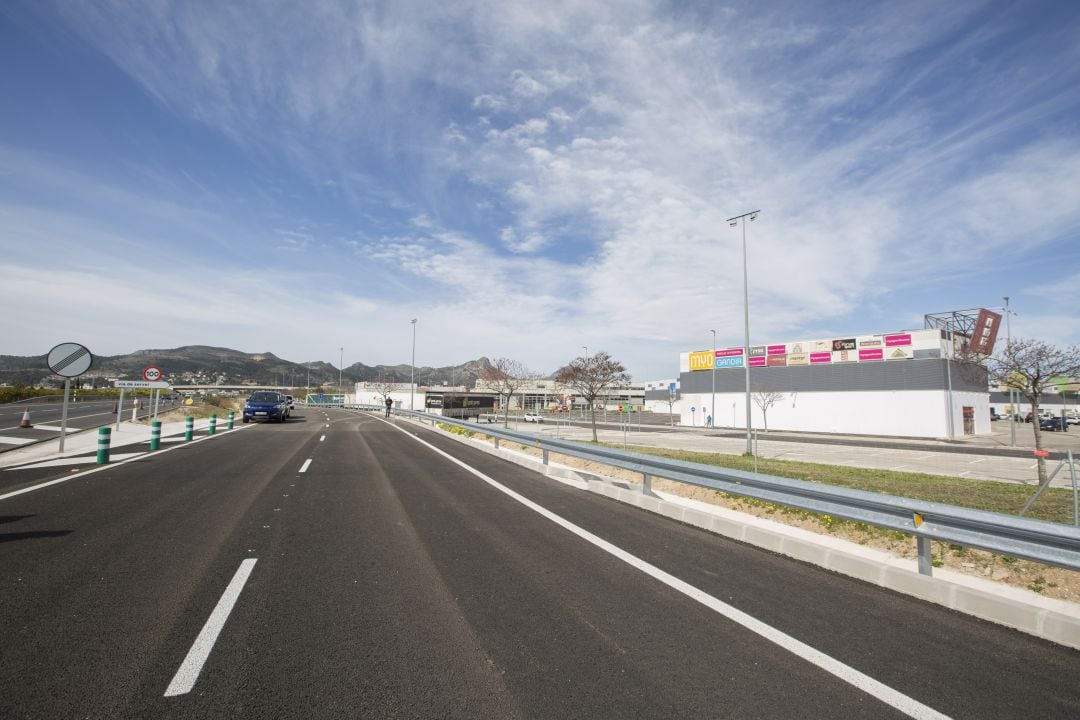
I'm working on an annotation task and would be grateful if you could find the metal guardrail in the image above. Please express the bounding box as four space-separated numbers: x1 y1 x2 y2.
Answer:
343 405 1080 576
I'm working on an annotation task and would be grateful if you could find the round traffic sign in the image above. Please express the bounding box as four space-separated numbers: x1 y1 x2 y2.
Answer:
47 342 93 378
143 366 163 382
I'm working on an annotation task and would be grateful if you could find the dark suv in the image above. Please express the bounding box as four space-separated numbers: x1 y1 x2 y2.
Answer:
243 391 289 423
1040 416 1069 432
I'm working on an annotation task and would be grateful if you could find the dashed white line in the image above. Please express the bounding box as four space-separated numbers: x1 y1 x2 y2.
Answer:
299 459 312 473
320 435 326 442
164 558 257 697
967 458 986 464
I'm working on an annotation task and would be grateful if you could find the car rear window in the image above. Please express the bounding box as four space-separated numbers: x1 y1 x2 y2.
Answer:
249 392 279 402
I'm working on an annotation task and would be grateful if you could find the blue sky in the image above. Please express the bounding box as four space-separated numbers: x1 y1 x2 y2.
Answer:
2 0 1079 380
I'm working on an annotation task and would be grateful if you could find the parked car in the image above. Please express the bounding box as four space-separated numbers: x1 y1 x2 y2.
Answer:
1039 416 1069 432
989 409 1001 421
523 413 544 423
285 395 295 411
243 391 289 423
1068 414 1080 426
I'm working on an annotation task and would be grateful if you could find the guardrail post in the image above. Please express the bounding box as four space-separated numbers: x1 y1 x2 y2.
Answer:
96 427 111 464
208 413 217 436
228 411 235 430
917 537 933 576
150 420 161 451
543 449 549 465
495 437 501 450
643 473 652 495
184 416 194 441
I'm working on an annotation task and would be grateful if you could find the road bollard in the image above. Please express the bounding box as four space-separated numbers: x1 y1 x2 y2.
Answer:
208 413 217 436
150 420 161 451
227 411 235 430
96 427 111 464
184 416 194 441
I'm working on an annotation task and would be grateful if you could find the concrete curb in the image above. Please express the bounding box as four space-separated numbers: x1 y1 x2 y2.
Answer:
408 416 1080 651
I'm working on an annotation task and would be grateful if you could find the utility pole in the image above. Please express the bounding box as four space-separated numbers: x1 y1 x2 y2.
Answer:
728 210 759 454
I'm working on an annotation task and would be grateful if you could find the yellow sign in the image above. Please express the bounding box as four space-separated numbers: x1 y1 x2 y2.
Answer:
689 351 714 371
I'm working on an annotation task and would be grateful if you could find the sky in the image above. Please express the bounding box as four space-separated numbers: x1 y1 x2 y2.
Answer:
1 0 1079 380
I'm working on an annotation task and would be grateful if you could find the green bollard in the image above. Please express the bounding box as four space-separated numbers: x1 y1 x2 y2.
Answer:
150 420 161 451
184 416 194 441
227 411 235 430
96 427 111 464
208 413 217 436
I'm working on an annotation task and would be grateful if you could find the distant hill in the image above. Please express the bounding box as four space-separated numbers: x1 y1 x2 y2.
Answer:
0 345 495 389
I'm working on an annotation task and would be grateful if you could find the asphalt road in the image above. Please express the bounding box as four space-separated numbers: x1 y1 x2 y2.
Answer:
1 408 1078 718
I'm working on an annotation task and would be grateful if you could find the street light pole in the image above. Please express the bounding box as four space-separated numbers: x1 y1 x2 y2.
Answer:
710 329 716 429
728 210 759 454
411 318 418 410
339 347 343 403
1004 296 1016 447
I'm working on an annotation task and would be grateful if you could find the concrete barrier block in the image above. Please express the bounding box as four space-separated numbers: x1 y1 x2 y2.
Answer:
742 525 785 553
823 551 886 585
881 567 954 606
778 537 831 567
1039 612 1080 650
952 585 1041 635
708 515 748 541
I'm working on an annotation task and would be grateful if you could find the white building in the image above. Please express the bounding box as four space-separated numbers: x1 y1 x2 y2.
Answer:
677 328 989 439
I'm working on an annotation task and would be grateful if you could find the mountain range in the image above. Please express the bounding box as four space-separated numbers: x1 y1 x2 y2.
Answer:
0 345 495 389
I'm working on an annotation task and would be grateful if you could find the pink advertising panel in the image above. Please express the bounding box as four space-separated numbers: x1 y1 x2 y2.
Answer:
885 333 912 347
749 356 767 367
858 348 884 361
809 352 832 364
767 344 786 355
716 347 744 357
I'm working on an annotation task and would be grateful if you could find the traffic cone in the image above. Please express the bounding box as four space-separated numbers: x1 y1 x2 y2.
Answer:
19 409 32 428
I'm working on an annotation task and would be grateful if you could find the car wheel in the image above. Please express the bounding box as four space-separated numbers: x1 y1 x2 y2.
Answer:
242 417 249 423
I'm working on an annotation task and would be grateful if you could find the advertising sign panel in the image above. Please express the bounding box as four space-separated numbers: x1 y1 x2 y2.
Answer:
832 349 857 363
787 352 809 365
789 342 807 354
717 347 744 357
885 333 912 347
857 336 882 348
810 340 831 352
885 346 915 360
832 338 856 351
969 309 1003 355
715 356 744 369
858 348 884 361
749 356 767 367
767 344 787 355
689 351 714 371
810 352 832 364
749 345 766 357
767 354 787 367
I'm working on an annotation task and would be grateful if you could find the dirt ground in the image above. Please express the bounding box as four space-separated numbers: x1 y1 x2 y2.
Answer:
474 434 1080 604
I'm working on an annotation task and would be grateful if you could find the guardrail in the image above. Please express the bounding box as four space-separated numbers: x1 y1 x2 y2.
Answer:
345 404 1080 576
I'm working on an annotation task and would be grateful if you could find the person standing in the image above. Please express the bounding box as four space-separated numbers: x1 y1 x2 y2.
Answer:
384 396 393 418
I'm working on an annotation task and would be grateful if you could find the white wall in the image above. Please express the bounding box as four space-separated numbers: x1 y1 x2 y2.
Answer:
680 389 987 439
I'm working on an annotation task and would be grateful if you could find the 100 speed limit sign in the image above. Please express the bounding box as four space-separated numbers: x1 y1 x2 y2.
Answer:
143 366 163 382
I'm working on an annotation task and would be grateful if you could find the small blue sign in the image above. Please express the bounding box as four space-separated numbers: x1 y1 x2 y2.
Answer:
690 406 696 412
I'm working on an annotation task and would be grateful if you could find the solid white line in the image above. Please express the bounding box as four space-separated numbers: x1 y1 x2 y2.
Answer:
386 419 951 720
164 558 257 697
320 435 326 442
298 459 312 473
967 458 986 465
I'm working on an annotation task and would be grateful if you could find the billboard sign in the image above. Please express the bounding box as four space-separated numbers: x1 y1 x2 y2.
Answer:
689 351 714 371
832 338 856 351
886 346 915 360
749 345 766 357
858 348 884 361
749 356 767 367
885 333 912 346
767 344 787 355
810 352 832 364
715 356 744 369
717 347 744 358
969 309 1003 355
787 352 809 365
767 354 787 367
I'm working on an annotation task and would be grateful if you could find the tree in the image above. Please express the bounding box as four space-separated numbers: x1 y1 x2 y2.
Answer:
554 351 630 442
372 376 399 407
753 389 785 432
479 357 537 427
985 339 1080 486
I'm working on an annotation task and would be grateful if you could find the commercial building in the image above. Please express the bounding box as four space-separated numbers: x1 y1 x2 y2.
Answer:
677 328 990 439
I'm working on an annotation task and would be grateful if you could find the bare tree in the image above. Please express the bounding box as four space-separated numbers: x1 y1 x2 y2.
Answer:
372 377 398 407
479 357 536 427
985 339 1080 485
753 389 785 432
554 351 630 442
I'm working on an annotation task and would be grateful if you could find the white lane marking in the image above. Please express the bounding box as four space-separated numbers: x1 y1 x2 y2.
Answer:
890 466 909 471
0 424 255 502
164 558 257 697
325 423 330 428
320 435 326 442
298 459 312 473
0 436 35 446
25 424 80 432
967 458 986 465
387 420 951 720
7 453 143 470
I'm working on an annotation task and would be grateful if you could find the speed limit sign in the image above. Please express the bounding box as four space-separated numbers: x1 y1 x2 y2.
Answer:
143 366 163 382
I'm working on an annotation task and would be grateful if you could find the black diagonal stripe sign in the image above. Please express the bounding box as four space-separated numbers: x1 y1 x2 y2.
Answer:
47 342 93 378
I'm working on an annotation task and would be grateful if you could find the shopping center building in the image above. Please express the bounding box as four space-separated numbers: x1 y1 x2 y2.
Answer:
677 327 990 439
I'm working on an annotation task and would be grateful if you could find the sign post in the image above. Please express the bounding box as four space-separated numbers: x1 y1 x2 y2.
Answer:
143 366 163 420
47 342 93 453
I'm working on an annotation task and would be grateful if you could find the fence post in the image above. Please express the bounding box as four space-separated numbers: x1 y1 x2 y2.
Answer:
495 437 501 450
150 421 161 451
917 537 933 576
184 416 194 441
228 411 235 430
543 449 549 465
96 427 111 464
643 473 652 495
208 413 217 436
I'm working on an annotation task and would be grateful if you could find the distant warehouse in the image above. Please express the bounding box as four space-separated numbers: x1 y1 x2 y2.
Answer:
678 327 989 439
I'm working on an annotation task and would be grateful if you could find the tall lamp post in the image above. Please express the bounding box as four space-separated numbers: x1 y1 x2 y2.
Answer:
1004 296 1016 447
728 210 759 454
710 329 716 428
411 318 418 410
339 347 343 404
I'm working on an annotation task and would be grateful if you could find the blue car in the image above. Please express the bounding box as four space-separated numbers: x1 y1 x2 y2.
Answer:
243 391 289 423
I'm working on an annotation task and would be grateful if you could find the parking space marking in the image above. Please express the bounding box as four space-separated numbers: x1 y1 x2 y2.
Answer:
299 459 312 473
164 558 257 697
